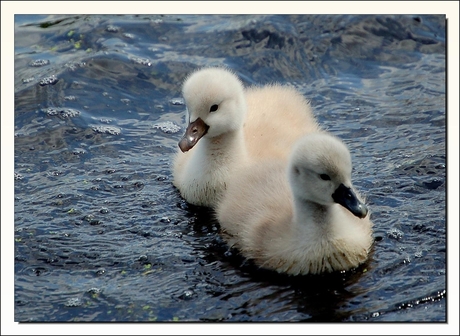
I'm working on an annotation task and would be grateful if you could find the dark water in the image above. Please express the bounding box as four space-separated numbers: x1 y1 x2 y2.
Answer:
12 14 447 325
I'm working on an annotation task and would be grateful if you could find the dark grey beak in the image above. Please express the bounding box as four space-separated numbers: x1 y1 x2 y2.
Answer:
332 183 368 218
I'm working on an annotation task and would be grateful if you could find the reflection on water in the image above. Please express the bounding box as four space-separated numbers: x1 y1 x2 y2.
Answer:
14 14 446 322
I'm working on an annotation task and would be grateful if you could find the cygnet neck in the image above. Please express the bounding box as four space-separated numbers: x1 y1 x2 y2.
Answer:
203 128 249 161
292 197 331 233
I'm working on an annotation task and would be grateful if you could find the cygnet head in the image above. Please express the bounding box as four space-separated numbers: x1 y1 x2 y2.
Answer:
288 133 368 218
178 67 247 152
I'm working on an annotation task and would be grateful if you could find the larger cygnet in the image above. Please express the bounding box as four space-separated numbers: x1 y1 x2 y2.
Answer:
216 132 373 276
173 67 319 207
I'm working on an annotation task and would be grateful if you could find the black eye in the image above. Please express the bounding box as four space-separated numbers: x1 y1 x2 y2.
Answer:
209 104 219 112
320 174 331 181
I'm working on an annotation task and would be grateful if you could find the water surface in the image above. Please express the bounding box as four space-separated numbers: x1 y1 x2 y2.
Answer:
13 14 446 323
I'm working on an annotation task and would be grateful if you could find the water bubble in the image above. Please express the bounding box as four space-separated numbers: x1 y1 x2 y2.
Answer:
129 56 151 66
29 59 50 67
91 125 121 135
23 77 35 83
179 290 194 300
64 95 76 101
96 268 106 276
169 98 184 105
65 61 86 71
387 228 404 240
156 175 168 181
153 121 181 134
72 149 85 155
48 170 63 177
160 216 171 223
47 256 60 263
83 214 95 222
123 33 135 39
43 107 80 119
106 25 119 32
88 288 102 295
39 75 59 86
120 98 131 104
90 218 102 226
65 298 82 307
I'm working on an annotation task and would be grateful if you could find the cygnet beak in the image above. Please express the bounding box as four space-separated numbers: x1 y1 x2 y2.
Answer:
178 117 209 152
332 183 368 219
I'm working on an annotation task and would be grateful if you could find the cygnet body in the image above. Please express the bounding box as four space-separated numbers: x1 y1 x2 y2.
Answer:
216 132 373 275
173 67 319 207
